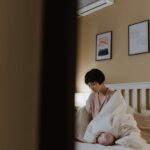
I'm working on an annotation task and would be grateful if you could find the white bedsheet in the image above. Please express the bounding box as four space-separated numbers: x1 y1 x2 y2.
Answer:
75 142 133 150
75 142 150 150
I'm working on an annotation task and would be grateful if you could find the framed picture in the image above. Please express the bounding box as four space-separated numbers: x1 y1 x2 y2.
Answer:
96 31 112 61
128 20 150 55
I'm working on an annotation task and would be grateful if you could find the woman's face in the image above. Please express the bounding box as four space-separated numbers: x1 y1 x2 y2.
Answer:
88 82 102 92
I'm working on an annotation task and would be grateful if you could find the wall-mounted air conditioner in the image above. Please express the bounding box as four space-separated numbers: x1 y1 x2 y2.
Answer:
77 0 114 16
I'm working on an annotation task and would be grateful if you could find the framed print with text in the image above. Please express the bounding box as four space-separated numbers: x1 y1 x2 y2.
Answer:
128 20 150 55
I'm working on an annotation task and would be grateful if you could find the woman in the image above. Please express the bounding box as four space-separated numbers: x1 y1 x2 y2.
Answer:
76 68 148 149
84 68 116 145
85 68 115 118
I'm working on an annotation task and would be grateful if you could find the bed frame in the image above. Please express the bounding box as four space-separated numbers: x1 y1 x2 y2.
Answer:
75 82 150 112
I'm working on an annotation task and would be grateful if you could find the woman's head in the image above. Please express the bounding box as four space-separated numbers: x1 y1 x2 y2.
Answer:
85 68 105 85
84 69 106 92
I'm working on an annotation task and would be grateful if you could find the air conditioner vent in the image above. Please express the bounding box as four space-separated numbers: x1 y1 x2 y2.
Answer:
77 0 114 16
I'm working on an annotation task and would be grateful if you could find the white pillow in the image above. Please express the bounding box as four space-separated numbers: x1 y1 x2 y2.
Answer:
75 106 91 142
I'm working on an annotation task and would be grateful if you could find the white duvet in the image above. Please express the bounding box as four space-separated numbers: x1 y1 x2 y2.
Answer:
75 91 149 150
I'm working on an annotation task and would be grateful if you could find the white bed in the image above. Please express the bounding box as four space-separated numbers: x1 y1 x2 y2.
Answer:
75 142 134 150
75 82 150 150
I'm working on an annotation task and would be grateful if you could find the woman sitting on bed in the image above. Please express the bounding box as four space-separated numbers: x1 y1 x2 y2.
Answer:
76 68 148 149
84 68 116 145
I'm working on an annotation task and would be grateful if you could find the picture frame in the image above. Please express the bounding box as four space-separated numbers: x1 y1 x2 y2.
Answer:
96 31 112 61
128 20 150 55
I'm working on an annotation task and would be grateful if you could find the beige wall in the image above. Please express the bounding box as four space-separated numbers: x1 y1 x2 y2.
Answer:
76 0 150 92
0 0 42 150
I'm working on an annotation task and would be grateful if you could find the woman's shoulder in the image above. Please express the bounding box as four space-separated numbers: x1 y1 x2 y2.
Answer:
88 92 97 98
107 88 116 97
86 92 97 104
108 89 122 96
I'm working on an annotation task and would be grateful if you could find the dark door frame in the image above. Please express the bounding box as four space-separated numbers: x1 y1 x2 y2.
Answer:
39 0 77 150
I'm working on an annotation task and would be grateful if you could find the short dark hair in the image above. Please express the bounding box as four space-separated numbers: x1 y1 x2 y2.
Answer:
85 68 105 84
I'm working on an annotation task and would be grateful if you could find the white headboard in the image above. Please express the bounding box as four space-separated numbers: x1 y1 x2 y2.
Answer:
75 82 150 112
